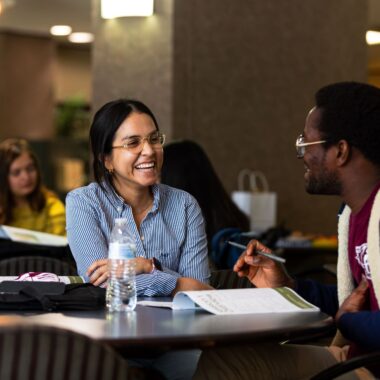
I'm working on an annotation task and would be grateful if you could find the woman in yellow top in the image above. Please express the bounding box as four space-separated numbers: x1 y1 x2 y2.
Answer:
0 139 66 236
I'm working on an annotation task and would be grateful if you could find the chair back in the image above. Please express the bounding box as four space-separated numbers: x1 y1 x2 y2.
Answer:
0 325 128 380
211 226 290 269
0 256 77 276
210 270 254 289
211 228 252 269
311 350 380 380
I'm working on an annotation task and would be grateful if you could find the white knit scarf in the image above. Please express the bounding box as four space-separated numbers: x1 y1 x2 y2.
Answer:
337 189 380 305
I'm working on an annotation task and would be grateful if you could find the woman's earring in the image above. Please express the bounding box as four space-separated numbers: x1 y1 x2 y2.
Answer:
108 168 114 174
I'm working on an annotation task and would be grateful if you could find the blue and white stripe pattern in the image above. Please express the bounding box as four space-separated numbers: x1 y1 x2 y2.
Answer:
66 182 210 296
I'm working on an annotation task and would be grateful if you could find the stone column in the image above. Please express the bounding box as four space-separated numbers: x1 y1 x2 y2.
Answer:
92 0 367 233
0 32 55 140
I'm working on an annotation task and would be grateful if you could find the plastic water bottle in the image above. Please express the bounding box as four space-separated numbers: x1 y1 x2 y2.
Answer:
106 218 137 312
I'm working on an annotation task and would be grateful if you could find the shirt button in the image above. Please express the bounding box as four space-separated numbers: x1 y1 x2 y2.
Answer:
141 235 144 241
117 206 122 212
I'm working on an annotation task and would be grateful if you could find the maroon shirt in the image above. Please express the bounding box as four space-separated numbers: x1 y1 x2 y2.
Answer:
347 182 380 358
348 183 380 310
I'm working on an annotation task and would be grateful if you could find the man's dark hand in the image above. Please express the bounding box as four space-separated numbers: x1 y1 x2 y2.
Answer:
335 275 369 322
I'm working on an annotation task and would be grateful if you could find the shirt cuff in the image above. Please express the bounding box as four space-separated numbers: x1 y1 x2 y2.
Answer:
162 266 181 278
136 271 178 297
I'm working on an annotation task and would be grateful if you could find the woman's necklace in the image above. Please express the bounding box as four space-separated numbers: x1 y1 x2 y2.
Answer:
135 198 153 215
133 197 153 230
133 196 154 219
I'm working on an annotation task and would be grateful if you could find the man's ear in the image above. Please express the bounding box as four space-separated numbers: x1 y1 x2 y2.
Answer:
336 140 350 166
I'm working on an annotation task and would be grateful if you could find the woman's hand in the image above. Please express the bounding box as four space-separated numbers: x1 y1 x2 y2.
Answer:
233 239 294 288
134 257 154 274
87 257 155 287
87 259 108 286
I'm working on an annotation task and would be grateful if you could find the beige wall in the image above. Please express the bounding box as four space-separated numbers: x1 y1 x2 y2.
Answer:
0 32 55 140
369 44 380 88
93 0 368 234
171 0 368 234
0 32 92 141
54 44 92 103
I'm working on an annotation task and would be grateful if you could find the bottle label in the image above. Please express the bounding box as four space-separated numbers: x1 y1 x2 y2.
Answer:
109 243 136 260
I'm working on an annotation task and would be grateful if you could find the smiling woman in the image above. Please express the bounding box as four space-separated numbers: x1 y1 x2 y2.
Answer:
65 99 211 297
104 112 164 202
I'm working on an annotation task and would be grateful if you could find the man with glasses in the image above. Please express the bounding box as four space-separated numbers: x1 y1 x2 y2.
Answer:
194 82 380 380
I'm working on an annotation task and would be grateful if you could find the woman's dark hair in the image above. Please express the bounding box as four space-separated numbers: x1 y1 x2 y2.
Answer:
0 138 45 224
161 140 249 240
315 82 380 166
90 99 159 189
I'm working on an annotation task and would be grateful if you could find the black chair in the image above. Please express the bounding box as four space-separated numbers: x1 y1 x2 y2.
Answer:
0 255 77 275
0 239 74 261
311 351 380 380
0 325 128 380
210 269 254 289
0 324 164 380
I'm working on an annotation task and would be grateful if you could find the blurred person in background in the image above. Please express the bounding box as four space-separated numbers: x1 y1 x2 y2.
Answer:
0 138 66 236
161 140 249 243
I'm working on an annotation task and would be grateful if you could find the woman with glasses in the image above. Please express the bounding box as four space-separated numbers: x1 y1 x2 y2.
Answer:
0 138 66 236
66 99 211 297
66 99 210 379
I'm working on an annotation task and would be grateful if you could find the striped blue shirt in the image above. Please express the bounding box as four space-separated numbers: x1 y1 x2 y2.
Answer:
66 182 210 296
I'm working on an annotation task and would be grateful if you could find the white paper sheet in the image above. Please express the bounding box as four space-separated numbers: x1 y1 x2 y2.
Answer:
1 225 67 246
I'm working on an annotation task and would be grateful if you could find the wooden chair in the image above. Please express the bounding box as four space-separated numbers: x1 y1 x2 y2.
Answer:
0 255 77 276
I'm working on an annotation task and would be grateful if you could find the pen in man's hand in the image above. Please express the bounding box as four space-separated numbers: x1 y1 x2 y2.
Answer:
227 241 286 264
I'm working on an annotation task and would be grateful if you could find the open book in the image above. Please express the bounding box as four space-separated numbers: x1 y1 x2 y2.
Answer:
138 287 319 315
0 225 67 247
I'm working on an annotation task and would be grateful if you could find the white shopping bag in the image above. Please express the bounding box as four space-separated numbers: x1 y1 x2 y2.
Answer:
231 169 254 218
232 170 277 231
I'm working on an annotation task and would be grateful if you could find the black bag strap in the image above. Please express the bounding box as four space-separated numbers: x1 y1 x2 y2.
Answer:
20 285 56 312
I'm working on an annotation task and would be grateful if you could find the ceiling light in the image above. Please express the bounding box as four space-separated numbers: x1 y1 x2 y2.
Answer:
366 30 380 45
50 25 72 36
0 0 15 15
68 32 94 44
101 0 154 19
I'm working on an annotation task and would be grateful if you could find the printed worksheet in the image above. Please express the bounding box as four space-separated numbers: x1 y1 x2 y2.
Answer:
138 287 320 315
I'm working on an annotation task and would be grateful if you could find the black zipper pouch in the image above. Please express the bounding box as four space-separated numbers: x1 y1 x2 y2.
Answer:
0 282 105 311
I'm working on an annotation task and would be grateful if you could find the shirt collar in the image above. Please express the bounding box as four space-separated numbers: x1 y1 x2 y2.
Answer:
102 181 161 214
151 184 161 213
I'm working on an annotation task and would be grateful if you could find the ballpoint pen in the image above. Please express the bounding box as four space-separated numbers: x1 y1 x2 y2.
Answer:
227 241 286 264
